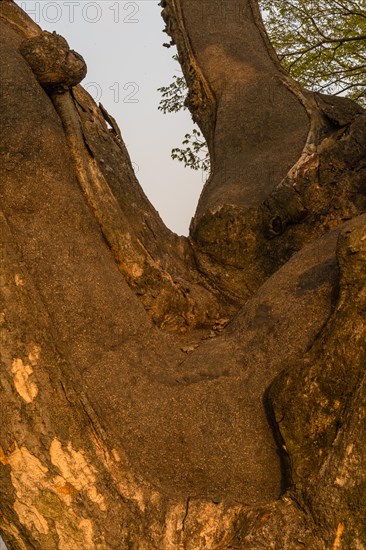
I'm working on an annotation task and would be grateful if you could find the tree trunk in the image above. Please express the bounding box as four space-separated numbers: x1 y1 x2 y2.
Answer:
0 0 365 548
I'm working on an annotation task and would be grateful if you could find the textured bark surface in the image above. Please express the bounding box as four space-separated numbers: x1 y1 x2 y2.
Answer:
161 0 366 303
0 0 365 548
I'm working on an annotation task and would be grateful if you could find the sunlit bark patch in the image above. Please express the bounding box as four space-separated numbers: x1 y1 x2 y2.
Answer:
163 500 241 549
56 518 100 550
14 274 24 287
50 438 107 511
13 501 49 536
28 344 41 365
0 447 8 465
8 446 50 535
332 522 344 550
11 358 38 403
6 443 107 547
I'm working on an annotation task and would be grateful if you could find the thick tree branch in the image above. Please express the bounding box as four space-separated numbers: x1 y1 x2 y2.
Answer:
1 0 366 548
160 0 366 306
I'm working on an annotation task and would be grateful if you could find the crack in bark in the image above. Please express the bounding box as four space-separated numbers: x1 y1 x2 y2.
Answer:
181 496 191 531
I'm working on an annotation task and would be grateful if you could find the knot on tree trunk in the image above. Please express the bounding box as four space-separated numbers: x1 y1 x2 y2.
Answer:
19 31 87 90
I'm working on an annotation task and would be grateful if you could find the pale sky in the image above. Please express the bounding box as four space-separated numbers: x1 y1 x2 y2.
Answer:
16 0 205 235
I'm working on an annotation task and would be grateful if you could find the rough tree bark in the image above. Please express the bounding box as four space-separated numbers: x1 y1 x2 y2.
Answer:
0 0 365 548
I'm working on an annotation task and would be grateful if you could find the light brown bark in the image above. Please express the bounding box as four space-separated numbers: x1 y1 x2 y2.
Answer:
0 0 366 548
